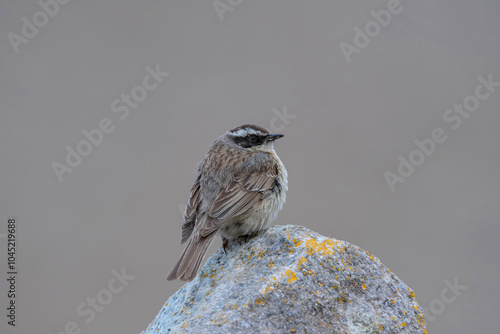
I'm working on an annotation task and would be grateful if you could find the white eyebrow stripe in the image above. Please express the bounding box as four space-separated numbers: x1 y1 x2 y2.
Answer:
229 128 266 137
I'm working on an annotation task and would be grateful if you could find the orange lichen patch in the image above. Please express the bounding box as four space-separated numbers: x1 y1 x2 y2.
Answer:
338 295 349 303
364 251 376 261
362 283 367 290
401 323 406 328
305 238 335 256
408 289 416 299
378 324 384 331
255 298 265 305
260 251 270 260
262 285 273 294
212 313 229 326
293 238 302 247
284 270 297 283
268 263 275 269
297 257 308 270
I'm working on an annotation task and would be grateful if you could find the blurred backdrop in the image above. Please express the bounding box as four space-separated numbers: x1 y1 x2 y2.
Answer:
1 1 499 333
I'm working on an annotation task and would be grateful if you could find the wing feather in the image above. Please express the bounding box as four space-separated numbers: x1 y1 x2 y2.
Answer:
200 168 277 237
181 175 201 244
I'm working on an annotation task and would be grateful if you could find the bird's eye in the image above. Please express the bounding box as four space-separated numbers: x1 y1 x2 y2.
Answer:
248 134 258 143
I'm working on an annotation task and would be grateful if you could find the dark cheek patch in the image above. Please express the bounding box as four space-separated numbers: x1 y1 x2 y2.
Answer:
234 137 251 148
233 135 266 148
254 137 266 146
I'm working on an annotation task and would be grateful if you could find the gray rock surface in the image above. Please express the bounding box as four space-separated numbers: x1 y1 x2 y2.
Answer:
142 225 427 334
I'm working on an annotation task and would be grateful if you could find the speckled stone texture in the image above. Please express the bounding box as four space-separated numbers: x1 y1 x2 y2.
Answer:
142 225 427 334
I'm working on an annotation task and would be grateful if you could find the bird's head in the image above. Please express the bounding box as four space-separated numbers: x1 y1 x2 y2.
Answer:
225 124 284 152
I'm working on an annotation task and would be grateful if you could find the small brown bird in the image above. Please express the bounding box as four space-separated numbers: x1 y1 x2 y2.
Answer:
167 124 288 281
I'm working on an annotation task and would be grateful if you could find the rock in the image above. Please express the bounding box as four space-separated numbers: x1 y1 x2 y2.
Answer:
142 225 427 334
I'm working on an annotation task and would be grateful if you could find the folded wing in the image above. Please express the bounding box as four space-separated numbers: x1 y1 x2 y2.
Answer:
200 168 277 237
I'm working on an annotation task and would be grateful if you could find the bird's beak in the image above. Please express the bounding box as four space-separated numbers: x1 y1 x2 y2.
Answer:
266 134 284 142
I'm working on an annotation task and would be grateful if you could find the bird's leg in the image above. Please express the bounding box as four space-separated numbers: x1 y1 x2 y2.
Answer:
222 237 229 254
242 230 260 243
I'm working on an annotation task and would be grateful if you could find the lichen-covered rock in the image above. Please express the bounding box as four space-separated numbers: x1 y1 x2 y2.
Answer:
142 225 427 334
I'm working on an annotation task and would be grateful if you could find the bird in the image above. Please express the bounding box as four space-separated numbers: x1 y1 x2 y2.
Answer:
167 124 288 281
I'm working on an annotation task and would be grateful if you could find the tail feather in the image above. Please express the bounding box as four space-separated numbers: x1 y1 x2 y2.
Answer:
167 233 216 281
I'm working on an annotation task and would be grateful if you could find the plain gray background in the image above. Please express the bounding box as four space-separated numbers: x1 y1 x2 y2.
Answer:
1 1 499 333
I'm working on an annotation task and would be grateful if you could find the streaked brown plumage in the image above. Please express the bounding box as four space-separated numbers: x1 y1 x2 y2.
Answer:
167 124 288 281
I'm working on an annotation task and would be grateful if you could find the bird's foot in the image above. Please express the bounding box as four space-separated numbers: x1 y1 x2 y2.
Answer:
222 237 229 254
